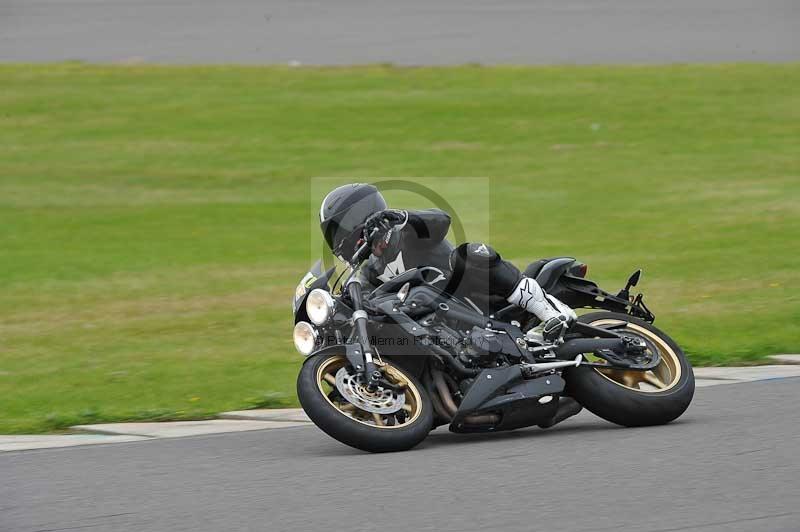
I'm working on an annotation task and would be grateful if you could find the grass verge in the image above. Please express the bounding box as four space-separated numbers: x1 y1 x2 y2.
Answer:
1 63 798 433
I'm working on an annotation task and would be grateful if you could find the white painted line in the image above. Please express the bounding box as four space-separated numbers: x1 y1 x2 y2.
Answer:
72 419 308 438
4 364 800 453
219 408 310 423
694 365 800 383
695 379 734 388
768 354 800 365
0 434 148 452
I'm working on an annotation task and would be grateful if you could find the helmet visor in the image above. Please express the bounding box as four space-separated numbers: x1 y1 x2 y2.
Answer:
319 184 386 261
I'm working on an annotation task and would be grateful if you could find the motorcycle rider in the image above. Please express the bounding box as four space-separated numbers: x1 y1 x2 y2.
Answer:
319 183 577 342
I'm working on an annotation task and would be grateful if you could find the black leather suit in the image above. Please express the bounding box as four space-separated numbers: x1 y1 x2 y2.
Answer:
358 209 523 304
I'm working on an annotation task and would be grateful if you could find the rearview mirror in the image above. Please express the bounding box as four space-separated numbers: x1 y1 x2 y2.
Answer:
627 269 642 289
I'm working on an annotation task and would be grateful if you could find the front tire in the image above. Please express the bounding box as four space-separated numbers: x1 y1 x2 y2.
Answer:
564 312 694 427
297 354 434 453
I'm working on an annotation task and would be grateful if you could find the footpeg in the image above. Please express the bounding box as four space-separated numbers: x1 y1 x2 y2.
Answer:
520 355 583 378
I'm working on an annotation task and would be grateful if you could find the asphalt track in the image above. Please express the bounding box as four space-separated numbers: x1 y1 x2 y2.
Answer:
1 0 798 65
3 378 800 532
3 3 798 532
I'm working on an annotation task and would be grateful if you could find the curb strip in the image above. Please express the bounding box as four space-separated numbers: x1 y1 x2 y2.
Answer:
2 355 798 452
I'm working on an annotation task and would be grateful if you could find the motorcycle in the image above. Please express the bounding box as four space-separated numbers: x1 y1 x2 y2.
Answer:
292 231 694 452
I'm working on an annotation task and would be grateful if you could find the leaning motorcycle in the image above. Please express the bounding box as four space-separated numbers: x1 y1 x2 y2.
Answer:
292 232 694 452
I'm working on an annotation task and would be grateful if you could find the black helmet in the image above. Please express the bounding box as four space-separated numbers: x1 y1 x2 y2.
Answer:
319 183 387 261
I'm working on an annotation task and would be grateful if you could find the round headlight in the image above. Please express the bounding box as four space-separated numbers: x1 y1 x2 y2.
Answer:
306 288 335 326
293 321 318 355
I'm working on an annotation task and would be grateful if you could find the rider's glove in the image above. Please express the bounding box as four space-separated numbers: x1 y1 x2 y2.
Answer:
541 315 571 344
541 295 576 343
364 209 407 242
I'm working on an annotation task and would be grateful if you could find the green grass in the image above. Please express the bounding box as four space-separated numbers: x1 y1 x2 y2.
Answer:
1 63 798 434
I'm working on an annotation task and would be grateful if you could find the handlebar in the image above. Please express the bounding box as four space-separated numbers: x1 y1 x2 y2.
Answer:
345 231 382 388
350 227 380 268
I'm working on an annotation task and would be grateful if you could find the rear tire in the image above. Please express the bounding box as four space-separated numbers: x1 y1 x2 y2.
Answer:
564 312 694 427
297 354 434 453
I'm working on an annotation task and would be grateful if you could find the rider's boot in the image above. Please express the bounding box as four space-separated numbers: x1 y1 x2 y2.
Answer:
506 277 577 343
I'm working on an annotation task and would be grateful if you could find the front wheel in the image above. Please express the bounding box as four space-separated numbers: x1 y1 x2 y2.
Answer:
564 312 694 427
297 354 433 453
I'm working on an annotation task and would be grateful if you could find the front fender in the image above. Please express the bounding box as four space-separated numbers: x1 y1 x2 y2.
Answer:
302 344 367 374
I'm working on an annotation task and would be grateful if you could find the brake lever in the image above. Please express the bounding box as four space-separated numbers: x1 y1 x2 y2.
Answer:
350 228 380 268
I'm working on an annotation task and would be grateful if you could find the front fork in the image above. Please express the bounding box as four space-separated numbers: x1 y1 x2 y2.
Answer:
347 280 382 389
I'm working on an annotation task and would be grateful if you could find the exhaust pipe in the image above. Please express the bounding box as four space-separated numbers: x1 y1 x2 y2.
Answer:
463 413 501 425
538 397 583 429
432 369 458 417
424 370 452 421
432 368 501 426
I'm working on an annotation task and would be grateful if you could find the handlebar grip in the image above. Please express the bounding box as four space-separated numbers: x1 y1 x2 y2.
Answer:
351 228 380 265
353 243 370 264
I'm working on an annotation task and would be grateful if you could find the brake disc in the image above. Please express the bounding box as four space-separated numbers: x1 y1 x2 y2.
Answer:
334 367 405 414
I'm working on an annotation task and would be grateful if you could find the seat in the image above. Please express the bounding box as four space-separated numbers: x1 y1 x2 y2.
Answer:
523 258 556 279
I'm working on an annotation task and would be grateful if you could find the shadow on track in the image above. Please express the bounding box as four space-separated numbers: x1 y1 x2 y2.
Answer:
293 415 701 456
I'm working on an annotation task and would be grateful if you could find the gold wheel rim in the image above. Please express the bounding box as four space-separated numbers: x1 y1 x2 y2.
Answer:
588 319 682 393
316 355 423 429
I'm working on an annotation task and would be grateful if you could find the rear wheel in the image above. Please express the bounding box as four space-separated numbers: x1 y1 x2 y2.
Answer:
297 354 433 452
564 312 694 426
